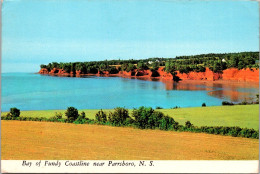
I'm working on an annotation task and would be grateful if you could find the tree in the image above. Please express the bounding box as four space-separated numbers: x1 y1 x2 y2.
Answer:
65 107 79 122
151 62 159 71
95 110 107 123
10 107 20 117
137 61 148 70
40 64 47 69
52 62 59 68
108 107 130 126
108 67 118 74
126 63 136 72
46 63 52 71
71 63 76 74
62 63 71 73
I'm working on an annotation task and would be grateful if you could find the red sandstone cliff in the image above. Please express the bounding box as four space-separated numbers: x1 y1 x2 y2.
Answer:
175 68 222 81
38 67 259 82
222 68 259 82
38 68 49 74
157 67 173 80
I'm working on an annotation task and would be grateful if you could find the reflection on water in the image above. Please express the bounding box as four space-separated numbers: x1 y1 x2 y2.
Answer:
47 74 260 103
130 76 259 103
163 80 259 103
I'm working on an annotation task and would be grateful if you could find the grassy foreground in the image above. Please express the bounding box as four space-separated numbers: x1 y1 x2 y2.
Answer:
1 120 258 160
1 105 259 129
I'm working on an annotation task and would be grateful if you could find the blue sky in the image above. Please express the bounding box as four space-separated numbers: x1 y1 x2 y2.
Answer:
2 0 259 72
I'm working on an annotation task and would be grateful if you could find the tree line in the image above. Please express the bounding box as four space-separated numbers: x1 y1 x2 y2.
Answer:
2 106 259 139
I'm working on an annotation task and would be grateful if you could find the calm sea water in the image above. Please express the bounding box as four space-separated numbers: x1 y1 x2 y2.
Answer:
1 73 259 111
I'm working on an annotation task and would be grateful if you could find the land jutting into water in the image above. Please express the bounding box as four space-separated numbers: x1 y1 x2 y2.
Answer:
38 52 259 82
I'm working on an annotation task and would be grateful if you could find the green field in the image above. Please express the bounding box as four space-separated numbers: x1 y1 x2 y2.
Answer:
1 105 259 129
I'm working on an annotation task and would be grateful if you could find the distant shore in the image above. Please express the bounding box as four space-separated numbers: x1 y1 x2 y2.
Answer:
39 67 260 83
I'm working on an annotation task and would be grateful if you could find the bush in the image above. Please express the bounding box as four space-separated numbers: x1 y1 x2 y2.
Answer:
65 107 79 122
132 106 178 130
222 101 234 106
171 106 180 109
10 107 20 117
156 106 163 109
159 115 176 130
54 112 63 119
108 107 130 126
202 103 206 107
238 100 249 105
185 121 193 128
73 112 88 124
95 110 107 124
132 107 159 129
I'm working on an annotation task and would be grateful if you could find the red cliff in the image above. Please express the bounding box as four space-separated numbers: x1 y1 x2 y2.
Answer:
38 67 259 82
157 67 173 80
38 68 49 74
175 68 222 81
222 68 259 82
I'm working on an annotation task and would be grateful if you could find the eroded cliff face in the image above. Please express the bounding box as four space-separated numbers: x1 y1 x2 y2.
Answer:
157 67 173 80
38 67 259 82
39 68 49 74
222 68 259 82
175 68 222 81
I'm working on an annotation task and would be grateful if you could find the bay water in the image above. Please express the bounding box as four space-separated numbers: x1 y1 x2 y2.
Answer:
1 73 258 111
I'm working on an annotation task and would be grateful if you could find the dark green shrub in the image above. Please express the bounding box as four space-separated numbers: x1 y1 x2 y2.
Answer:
5 113 13 120
95 110 107 124
132 106 177 130
222 101 234 105
171 106 180 109
185 121 193 128
202 103 206 107
54 112 63 119
148 111 164 129
239 101 248 105
10 107 20 117
228 127 242 137
108 107 130 126
65 107 79 122
125 117 135 126
159 115 176 130
132 107 158 129
251 131 259 139
74 112 88 124
156 106 163 109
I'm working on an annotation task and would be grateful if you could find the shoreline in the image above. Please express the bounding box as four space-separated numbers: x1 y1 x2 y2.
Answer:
38 71 260 85
38 67 260 83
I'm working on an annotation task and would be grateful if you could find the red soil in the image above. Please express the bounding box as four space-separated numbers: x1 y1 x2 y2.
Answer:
38 67 259 82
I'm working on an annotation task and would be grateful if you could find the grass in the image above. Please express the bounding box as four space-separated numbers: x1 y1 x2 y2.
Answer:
159 105 259 129
1 120 258 160
1 105 259 129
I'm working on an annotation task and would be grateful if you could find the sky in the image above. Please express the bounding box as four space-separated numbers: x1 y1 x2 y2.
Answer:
2 0 259 72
